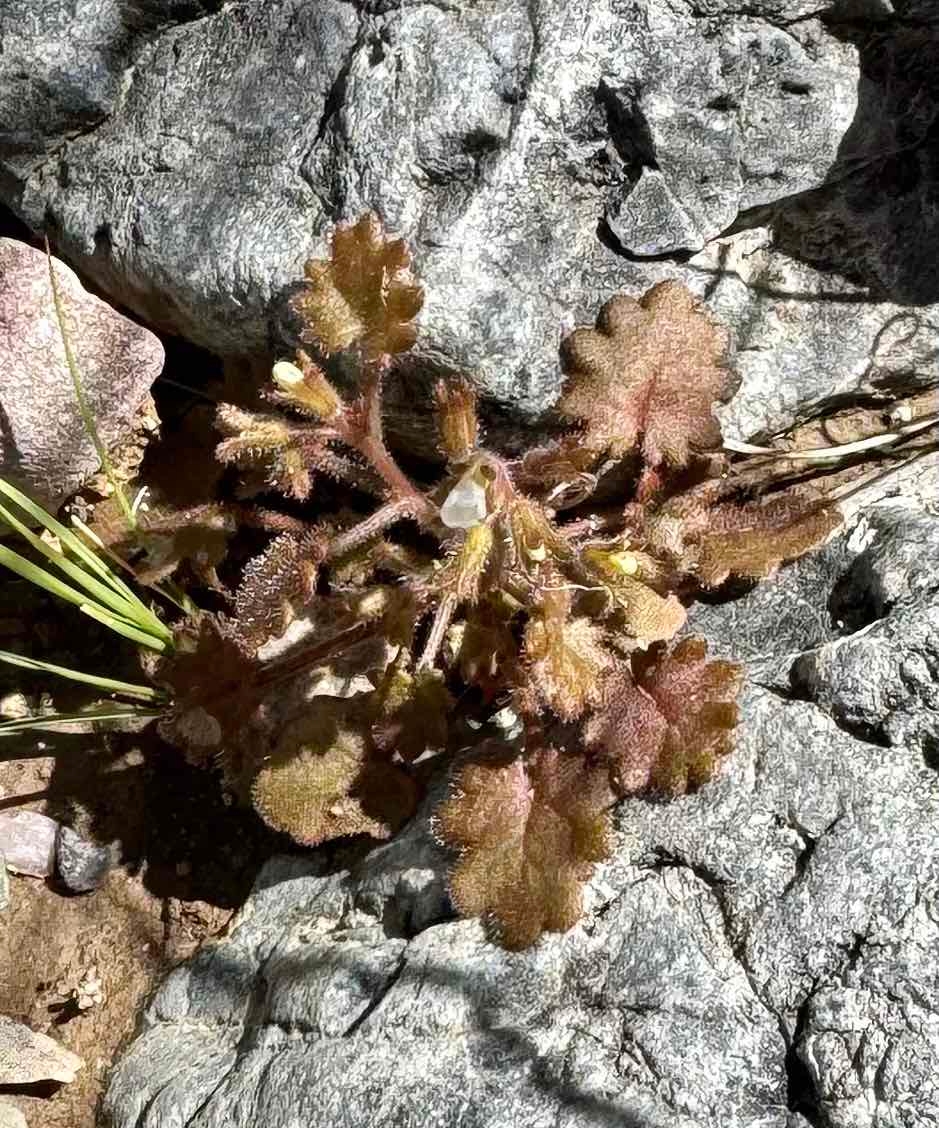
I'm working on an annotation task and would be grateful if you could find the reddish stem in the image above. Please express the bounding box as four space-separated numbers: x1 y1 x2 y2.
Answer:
325 498 421 560
342 354 437 524
417 593 456 671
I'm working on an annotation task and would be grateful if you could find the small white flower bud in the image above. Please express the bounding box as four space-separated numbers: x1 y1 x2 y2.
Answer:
441 469 488 529
272 360 305 390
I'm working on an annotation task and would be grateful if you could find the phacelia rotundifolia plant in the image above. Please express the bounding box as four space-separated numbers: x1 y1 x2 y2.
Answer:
149 213 839 949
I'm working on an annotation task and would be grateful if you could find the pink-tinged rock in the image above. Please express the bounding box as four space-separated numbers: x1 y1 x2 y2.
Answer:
0 810 58 877
0 1016 83 1085
0 238 164 508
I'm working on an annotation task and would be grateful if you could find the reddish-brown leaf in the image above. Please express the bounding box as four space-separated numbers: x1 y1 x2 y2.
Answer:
252 697 419 846
93 500 237 589
636 485 842 588
155 613 262 774
291 212 424 358
523 587 613 720
233 531 324 648
372 662 452 763
692 496 842 587
585 637 743 798
559 281 734 467
435 742 613 949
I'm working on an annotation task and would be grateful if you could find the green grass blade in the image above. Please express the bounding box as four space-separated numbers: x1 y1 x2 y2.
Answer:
0 477 120 584
0 477 156 619
67 514 142 601
0 649 162 701
71 515 197 617
0 705 162 735
0 481 172 646
0 543 100 612
79 602 167 651
154 579 199 616
45 239 136 530
0 497 157 629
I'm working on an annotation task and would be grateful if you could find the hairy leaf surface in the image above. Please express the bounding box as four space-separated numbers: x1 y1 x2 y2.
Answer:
586 637 742 797
234 531 323 648
436 742 613 949
292 212 424 358
559 281 734 466
252 697 418 845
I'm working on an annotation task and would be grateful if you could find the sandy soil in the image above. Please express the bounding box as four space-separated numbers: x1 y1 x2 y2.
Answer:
0 729 283 1128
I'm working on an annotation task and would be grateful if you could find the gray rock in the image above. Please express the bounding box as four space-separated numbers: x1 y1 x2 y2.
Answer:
0 238 163 507
0 853 7 911
791 587 939 755
701 229 939 443
104 500 939 1127
2 0 936 437
0 1015 83 1085
602 14 857 255
55 824 113 893
4 2 936 1125
0 810 57 878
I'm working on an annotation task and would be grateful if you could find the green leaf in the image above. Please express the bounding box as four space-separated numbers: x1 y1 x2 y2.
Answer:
0 542 98 612
0 477 126 590
0 704 162 736
0 477 172 648
0 649 162 701
0 497 150 627
45 237 137 530
79 602 168 651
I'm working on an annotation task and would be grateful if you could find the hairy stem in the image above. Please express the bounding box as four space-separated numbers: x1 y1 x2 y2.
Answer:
326 498 422 560
345 353 437 523
234 505 314 535
417 593 457 671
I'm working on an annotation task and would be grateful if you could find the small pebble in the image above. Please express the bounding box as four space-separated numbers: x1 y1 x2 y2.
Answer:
0 1015 83 1085
0 811 58 877
55 825 112 893
0 693 30 720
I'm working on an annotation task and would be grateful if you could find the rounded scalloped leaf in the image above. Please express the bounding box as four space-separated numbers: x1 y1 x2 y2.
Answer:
291 212 424 359
436 742 613 949
251 699 418 846
559 280 734 467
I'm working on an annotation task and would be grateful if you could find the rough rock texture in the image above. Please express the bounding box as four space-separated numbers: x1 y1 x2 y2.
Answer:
1 0 937 433
55 825 113 894
0 1015 83 1085
0 1103 27 1128
0 239 163 507
103 486 939 1128
0 810 57 878
3 2 938 1127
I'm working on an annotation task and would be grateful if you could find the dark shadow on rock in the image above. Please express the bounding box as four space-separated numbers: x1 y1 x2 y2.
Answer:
109 938 664 1128
0 201 36 244
770 17 939 304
